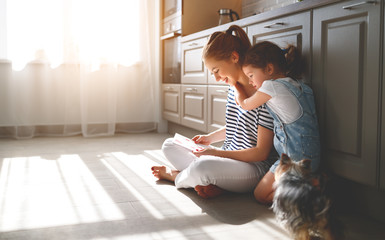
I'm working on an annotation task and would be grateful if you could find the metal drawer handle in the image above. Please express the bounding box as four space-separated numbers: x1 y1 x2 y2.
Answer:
188 42 198 47
186 87 198 92
165 87 173 91
343 1 377 9
216 89 228 94
264 22 284 28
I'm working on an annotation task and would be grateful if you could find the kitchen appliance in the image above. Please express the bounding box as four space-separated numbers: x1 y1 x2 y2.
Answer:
161 0 182 83
218 9 240 25
163 0 182 19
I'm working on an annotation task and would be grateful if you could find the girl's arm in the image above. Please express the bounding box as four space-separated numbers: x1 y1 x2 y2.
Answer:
193 125 274 162
192 126 226 146
235 83 271 111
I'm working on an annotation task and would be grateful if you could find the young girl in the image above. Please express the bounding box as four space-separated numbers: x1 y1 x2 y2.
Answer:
235 41 321 202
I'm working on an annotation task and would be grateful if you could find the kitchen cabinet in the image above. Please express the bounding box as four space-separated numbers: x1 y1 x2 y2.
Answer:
381 4 385 190
247 11 311 84
181 37 208 84
162 84 181 124
312 0 381 186
207 85 229 132
181 85 207 132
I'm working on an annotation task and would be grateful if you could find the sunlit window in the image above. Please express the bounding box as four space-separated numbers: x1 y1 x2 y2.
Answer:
6 0 141 70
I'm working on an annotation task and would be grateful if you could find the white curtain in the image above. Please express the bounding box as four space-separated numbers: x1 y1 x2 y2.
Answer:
0 0 157 138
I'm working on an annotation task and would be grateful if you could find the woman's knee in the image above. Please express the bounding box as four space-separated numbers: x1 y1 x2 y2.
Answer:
162 138 174 151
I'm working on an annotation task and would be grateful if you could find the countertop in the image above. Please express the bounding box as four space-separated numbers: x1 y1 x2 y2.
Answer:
181 0 343 42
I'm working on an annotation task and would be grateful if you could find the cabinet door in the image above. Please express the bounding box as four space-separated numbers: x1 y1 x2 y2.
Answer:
181 37 208 84
207 85 229 132
181 85 207 132
162 84 181 123
313 0 381 186
381 5 385 190
247 11 311 84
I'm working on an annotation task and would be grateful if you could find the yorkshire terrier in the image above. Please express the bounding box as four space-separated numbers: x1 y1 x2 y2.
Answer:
272 154 343 240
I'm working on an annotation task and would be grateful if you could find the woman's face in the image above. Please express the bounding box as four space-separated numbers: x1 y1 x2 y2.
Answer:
204 56 241 87
242 64 270 89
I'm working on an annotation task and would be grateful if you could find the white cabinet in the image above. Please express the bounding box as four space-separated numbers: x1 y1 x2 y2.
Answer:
181 85 207 132
207 85 229 132
247 11 311 83
181 37 208 84
312 0 381 186
162 84 181 124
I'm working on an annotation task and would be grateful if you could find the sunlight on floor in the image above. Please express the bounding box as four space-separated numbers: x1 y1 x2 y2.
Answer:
0 155 126 231
0 149 206 233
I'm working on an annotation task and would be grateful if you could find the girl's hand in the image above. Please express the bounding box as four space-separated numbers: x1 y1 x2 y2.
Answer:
192 134 212 146
193 147 217 157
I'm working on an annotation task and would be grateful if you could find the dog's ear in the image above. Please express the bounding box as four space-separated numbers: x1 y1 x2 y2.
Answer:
299 159 312 170
280 153 291 165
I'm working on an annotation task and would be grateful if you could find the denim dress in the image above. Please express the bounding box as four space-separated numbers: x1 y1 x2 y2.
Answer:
268 79 321 173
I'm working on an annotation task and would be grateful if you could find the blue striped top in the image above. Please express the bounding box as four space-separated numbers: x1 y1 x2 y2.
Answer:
222 87 274 150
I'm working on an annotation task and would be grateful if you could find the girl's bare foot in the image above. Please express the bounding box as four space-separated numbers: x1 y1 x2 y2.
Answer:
151 166 179 182
194 184 225 199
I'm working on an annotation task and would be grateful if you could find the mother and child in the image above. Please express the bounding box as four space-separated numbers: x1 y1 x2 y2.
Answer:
152 25 320 204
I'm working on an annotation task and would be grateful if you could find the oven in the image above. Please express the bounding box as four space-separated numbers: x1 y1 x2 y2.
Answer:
161 0 182 83
163 0 182 19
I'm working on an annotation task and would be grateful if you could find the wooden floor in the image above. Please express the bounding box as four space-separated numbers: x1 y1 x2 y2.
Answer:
0 133 384 240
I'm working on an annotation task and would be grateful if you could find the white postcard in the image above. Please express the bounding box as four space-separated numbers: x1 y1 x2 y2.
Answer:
173 133 208 152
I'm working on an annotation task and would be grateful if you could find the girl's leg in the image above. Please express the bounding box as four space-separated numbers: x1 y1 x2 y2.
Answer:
175 155 270 193
253 171 275 204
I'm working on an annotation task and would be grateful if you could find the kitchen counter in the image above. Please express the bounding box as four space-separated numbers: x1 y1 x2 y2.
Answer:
181 0 342 42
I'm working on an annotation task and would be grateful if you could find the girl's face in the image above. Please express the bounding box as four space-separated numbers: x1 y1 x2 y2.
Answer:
242 64 270 89
204 55 241 87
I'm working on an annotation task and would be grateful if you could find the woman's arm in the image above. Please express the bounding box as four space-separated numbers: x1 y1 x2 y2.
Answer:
192 126 226 146
234 83 271 111
194 125 274 162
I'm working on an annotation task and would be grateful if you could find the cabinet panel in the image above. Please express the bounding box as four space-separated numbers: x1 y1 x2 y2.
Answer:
247 11 311 84
181 38 208 84
312 0 381 186
162 84 181 123
207 85 229 132
181 85 207 132
381 3 385 190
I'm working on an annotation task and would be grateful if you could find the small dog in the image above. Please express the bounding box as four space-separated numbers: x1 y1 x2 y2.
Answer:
272 154 342 240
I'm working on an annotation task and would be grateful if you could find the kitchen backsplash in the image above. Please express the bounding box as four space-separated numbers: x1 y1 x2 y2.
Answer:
242 0 299 18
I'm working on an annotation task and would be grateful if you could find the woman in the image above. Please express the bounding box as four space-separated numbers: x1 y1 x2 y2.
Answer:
152 25 277 200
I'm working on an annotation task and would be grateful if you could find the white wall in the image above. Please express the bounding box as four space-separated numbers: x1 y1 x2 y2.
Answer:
242 0 299 17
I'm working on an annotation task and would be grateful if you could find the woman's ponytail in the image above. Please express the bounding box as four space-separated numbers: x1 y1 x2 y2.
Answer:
203 25 251 64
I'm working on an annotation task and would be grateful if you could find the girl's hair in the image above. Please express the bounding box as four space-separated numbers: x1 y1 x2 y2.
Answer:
202 25 251 65
243 41 305 79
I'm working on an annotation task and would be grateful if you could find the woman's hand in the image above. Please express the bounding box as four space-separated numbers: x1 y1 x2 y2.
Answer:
192 134 212 146
193 147 217 157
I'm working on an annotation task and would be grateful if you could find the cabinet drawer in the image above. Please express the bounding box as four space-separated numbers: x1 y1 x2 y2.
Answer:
207 85 229 132
181 85 207 132
162 84 181 123
181 38 208 84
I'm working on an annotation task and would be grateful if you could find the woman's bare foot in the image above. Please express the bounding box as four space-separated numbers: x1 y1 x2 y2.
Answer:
194 184 225 199
151 166 179 182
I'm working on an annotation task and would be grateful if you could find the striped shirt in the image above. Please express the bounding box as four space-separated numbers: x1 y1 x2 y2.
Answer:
222 87 274 151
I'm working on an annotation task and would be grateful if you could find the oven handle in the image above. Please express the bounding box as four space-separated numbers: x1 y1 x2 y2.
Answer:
160 32 181 40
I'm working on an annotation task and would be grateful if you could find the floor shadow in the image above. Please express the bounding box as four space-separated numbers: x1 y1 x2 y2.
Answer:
178 188 273 225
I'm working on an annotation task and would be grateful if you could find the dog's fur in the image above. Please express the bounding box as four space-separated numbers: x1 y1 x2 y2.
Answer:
272 154 343 240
